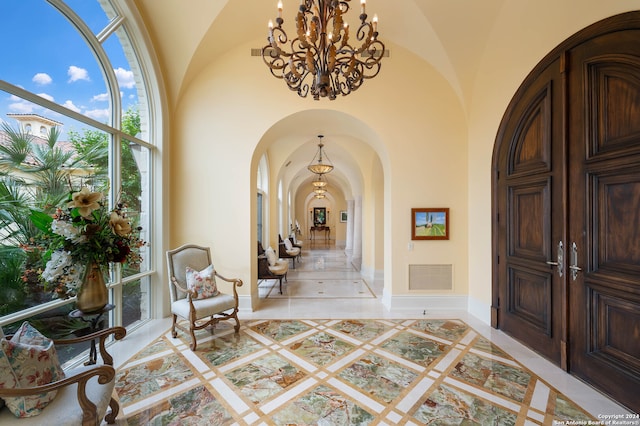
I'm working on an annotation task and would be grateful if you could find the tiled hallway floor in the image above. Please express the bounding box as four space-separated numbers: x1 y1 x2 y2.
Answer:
111 242 633 424
116 318 599 425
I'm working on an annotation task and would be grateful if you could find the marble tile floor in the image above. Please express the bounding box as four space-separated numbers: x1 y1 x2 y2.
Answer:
108 244 633 425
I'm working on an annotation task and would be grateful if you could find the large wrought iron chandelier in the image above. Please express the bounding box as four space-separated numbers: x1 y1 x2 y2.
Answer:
307 135 334 174
262 0 385 100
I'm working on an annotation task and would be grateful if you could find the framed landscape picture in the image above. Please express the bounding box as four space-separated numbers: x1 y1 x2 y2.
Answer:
411 208 449 240
340 210 347 222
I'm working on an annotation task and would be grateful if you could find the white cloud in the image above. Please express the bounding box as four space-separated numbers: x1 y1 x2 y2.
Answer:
62 100 81 113
114 67 135 89
85 108 110 121
68 65 90 82
33 73 52 85
91 92 110 102
37 93 55 102
9 100 35 113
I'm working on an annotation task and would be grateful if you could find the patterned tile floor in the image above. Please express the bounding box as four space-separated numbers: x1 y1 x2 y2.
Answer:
114 318 596 425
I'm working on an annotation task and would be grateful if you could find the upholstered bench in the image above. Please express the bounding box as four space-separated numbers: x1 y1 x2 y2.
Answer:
278 235 300 268
258 242 288 293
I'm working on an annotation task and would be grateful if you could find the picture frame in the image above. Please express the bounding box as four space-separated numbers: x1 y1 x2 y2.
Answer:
340 210 347 222
411 208 449 240
313 207 327 225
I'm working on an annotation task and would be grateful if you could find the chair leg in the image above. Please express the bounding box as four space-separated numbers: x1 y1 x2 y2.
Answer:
171 315 178 338
233 314 241 333
104 397 119 424
279 276 283 294
189 327 197 351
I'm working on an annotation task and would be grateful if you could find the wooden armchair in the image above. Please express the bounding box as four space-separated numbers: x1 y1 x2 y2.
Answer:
278 234 300 268
257 242 288 294
166 244 242 351
0 326 126 426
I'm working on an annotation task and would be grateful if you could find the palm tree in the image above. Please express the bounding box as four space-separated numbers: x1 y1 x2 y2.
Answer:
0 122 106 316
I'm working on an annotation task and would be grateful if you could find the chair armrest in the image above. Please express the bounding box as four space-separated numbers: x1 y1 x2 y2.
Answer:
53 326 126 366
257 255 274 278
214 272 243 300
214 272 243 287
0 364 115 397
171 276 197 300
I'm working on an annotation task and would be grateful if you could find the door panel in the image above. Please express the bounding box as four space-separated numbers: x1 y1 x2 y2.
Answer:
568 31 640 411
494 58 564 363
507 265 552 335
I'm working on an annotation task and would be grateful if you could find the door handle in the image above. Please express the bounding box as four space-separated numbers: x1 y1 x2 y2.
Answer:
569 242 582 281
546 241 564 277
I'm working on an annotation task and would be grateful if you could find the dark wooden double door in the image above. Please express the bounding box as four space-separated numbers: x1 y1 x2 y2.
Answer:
493 12 640 412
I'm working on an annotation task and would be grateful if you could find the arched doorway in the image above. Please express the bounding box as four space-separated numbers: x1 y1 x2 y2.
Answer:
251 110 386 307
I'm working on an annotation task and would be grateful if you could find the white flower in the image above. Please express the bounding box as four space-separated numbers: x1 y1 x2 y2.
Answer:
60 263 84 293
42 250 73 282
51 219 86 243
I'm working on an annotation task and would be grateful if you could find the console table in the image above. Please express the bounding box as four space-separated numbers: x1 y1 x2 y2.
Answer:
310 226 330 240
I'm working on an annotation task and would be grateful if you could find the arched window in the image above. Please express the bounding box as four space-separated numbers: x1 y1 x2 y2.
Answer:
0 0 159 359
257 155 269 244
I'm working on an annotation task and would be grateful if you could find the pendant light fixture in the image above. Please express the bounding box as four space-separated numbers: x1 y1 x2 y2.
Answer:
307 135 334 175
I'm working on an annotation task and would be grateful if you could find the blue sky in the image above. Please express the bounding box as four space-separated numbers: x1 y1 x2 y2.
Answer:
0 0 138 136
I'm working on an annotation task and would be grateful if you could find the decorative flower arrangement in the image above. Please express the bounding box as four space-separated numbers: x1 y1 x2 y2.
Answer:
29 186 145 299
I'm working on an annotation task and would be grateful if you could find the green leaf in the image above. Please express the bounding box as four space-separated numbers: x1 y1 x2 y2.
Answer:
70 208 81 219
29 210 53 233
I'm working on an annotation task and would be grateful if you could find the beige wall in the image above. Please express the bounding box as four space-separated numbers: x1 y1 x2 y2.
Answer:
169 39 469 311
162 1 640 319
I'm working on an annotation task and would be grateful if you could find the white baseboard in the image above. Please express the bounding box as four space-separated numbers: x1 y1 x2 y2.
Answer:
238 295 253 312
467 297 491 325
382 292 468 312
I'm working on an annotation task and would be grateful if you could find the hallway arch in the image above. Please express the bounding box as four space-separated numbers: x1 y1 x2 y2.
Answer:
250 109 388 309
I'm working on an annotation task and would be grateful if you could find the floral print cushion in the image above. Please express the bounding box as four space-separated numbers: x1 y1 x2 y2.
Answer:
185 264 219 299
0 321 65 418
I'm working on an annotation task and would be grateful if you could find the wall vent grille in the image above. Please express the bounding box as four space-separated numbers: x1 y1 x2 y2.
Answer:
409 264 453 291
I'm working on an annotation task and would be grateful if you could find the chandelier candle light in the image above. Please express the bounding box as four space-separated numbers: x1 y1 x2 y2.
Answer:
263 0 385 100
